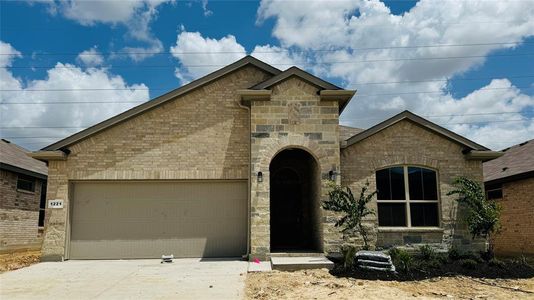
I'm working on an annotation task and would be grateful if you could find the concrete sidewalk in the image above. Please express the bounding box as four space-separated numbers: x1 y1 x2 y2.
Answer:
0 258 248 300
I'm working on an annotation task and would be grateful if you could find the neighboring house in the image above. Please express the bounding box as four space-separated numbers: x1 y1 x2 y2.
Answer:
484 139 534 256
31 56 500 261
0 139 48 252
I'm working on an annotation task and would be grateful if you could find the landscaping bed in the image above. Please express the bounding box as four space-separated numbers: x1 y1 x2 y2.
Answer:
0 250 41 273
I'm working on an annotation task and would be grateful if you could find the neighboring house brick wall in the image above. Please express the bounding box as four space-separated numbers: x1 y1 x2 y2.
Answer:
0 169 43 250
41 66 272 261
340 120 485 251
492 177 534 256
249 77 341 258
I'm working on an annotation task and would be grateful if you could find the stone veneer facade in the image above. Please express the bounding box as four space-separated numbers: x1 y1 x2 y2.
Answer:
340 120 485 252
40 62 486 261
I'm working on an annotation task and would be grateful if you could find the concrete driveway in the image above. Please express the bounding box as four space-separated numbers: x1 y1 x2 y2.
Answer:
0 258 248 299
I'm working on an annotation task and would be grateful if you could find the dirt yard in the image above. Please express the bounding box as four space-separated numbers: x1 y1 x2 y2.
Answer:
246 269 534 300
0 250 41 273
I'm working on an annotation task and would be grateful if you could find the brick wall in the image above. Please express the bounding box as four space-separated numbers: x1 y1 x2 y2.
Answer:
492 177 534 256
0 169 43 250
340 119 485 252
41 66 273 260
249 77 341 258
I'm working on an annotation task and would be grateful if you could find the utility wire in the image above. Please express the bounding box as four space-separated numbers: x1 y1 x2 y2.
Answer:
1 86 531 101
1 41 532 56
3 52 534 69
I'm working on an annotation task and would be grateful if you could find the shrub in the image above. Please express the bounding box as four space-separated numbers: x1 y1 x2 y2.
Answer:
390 248 413 274
323 181 376 249
448 247 461 260
488 258 505 268
459 259 478 270
419 245 436 261
447 177 501 257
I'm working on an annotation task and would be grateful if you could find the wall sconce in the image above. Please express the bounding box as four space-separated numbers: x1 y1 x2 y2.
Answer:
257 171 263 183
328 170 337 181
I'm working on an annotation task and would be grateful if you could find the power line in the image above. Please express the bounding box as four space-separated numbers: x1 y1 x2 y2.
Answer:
0 74 532 92
1 86 531 103
3 52 534 70
1 41 532 56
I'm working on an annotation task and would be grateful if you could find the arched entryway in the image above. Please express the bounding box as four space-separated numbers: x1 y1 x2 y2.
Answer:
269 148 322 252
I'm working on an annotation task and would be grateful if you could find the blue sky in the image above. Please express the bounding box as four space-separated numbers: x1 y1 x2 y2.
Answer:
1 0 533 150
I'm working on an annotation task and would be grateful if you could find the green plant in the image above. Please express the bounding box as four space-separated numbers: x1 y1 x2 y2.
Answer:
488 258 505 268
341 245 357 270
395 250 414 274
448 247 461 260
388 247 401 261
322 181 376 249
419 245 436 261
447 177 501 257
459 258 478 270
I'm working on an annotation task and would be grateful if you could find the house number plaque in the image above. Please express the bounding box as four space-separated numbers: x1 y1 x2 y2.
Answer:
48 199 64 209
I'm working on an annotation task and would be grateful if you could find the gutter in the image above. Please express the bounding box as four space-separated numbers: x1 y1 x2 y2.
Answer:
464 150 503 162
236 96 252 261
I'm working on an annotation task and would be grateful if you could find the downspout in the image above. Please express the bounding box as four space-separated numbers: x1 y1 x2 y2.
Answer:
236 98 252 261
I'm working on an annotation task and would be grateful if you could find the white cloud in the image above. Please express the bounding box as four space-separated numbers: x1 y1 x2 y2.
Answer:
257 0 534 149
0 41 150 150
170 31 247 82
36 0 173 61
76 46 104 67
250 44 305 69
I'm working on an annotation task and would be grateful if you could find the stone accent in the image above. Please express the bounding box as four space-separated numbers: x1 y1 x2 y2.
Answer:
41 66 272 261
492 177 534 256
0 169 43 250
249 77 340 259
339 119 485 253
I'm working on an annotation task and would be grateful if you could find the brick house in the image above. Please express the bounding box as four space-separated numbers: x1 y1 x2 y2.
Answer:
1 139 48 252
31 56 500 261
484 139 534 256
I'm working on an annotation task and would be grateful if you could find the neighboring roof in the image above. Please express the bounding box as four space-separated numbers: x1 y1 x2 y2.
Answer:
250 66 341 90
339 125 365 142
484 139 534 184
42 56 282 151
345 110 490 151
0 139 47 179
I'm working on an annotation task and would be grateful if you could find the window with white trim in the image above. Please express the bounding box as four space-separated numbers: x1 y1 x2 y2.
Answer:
376 166 440 227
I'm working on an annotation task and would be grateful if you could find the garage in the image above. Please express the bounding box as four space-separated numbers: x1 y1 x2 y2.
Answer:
69 181 247 259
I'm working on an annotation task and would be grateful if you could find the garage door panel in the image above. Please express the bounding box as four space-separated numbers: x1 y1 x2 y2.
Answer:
70 181 247 259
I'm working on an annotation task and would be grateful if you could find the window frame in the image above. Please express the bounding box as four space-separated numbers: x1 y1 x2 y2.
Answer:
16 174 36 193
376 165 441 228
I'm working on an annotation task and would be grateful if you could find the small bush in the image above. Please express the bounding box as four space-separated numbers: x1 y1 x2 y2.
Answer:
480 250 493 262
388 247 401 261
448 247 461 260
488 258 505 268
459 259 478 270
419 245 436 261
392 249 413 274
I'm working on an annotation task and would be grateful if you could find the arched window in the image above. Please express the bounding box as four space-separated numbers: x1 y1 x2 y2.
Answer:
376 166 439 227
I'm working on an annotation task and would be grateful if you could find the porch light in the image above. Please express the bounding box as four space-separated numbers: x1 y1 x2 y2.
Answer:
328 170 337 181
257 171 263 183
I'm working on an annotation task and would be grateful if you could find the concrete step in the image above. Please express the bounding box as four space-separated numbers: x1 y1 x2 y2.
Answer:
270 256 334 271
270 252 325 257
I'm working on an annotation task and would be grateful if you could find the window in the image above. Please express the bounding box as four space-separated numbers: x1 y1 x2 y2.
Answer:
376 166 440 227
17 175 35 192
486 183 503 200
38 181 47 227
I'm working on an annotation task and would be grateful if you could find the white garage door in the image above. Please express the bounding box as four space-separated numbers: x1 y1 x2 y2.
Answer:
69 181 247 259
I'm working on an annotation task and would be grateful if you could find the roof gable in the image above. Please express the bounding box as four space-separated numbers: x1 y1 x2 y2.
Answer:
345 110 489 151
42 56 281 151
250 66 341 90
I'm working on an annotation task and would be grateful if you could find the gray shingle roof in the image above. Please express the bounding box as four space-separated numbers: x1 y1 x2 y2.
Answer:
0 139 48 177
483 139 534 183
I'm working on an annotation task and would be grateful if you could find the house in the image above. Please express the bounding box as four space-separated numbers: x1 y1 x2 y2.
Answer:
0 139 48 252
31 56 500 261
484 139 534 256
